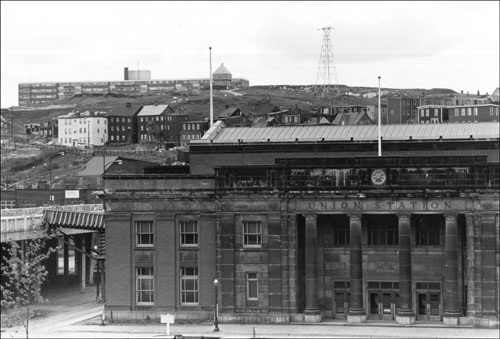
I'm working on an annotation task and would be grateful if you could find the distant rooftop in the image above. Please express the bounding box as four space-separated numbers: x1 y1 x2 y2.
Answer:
214 63 231 75
137 104 172 116
195 121 500 144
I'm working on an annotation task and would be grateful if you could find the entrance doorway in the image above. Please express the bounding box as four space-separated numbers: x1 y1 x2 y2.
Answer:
416 282 441 321
368 281 399 320
332 281 350 319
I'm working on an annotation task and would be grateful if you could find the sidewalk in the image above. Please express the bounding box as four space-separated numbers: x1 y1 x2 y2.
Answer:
1 285 498 338
50 321 500 339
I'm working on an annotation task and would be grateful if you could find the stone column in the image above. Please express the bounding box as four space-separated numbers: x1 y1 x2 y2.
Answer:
347 213 366 323
396 214 415 324
304 214 321 322
443 213 461 325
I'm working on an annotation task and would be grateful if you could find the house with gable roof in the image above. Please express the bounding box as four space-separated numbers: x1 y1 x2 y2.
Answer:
137 104 175 143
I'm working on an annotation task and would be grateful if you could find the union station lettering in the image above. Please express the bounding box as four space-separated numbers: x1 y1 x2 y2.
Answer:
306 200 454 211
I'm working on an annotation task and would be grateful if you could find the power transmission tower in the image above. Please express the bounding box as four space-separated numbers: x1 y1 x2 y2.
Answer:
316 26 339 97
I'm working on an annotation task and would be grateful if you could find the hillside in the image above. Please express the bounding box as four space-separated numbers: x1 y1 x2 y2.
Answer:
1 85 457 135
0 84 458 190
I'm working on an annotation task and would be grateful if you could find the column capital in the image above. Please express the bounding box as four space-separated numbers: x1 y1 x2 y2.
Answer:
443 213 458 221
396 213 411 222
304 213 317 223
347 213 362 223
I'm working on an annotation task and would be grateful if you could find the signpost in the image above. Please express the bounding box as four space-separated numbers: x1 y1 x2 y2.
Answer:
160 314 174 336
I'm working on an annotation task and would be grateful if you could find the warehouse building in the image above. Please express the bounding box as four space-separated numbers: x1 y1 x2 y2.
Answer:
103 122 499 328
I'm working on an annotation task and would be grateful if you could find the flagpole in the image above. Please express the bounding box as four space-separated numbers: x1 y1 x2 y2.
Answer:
209 47 213 128
378 76 382 157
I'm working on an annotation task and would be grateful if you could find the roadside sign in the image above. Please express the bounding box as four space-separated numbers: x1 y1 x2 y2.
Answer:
161 314 174 336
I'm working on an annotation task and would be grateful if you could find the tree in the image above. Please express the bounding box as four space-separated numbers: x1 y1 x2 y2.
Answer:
1 235 57 339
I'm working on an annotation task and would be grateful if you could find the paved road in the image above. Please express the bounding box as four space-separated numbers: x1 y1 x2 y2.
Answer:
1 286 498 338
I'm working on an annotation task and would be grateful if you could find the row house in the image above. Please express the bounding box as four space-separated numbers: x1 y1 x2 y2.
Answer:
319 105 369 117
387 96 422 125
217 107 252 127
417 105 449 124
57 112 107 147
179 120 210 147
267 107 312 125
40 119 58 139
448 104 499 123
24 123 40 135
106 103 142 144
137 105 175 143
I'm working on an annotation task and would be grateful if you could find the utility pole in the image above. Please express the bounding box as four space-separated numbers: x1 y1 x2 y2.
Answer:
378 76 382 157
10 111 14 146
316 26 339 97
209 47 214 128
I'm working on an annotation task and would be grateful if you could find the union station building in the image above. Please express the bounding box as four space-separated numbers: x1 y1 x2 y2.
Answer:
103 122 499 328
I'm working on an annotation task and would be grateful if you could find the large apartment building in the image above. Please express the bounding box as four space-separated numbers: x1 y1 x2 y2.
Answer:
18 66 249 106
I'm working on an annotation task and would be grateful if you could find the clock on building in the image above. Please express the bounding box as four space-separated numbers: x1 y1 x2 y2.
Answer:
371 169 387 185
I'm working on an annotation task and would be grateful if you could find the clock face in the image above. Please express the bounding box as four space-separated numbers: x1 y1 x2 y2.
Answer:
371 169 387 185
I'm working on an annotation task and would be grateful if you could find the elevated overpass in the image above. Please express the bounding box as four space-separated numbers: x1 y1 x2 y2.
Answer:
1 204 105 296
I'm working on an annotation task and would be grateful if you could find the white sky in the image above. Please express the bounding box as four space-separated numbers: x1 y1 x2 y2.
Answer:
1 1 499 107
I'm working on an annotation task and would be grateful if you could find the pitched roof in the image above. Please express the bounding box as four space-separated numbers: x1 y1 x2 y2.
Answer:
214 63 231 75
78 156 120 176
196 122 500 144
137 104 172 116
218 107 241 119
105 104 142 117
43 209 104 231
332 112 371 125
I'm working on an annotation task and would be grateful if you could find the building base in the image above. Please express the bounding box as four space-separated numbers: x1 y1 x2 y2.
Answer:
443 315 460 326
304 310 322 323
347 313 367 323
396 313 416 325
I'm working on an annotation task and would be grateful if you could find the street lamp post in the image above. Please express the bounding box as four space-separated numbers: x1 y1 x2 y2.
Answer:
213 278 220 332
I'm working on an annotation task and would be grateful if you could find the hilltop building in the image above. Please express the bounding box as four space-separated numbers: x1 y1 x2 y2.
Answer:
17 66 249 106
103 121 499 328
213 63 232 89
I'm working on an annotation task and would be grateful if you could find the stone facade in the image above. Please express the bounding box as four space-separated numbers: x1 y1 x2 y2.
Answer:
103 123 499 328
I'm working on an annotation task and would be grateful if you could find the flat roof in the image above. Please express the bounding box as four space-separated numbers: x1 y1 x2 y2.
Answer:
194 122 500 144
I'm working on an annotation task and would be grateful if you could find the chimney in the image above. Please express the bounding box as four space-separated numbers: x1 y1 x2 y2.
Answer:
124 67 129 80
126 102 132 108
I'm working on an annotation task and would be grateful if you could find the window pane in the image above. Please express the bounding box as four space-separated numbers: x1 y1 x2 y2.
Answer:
136 221 153 246
247 272 258 300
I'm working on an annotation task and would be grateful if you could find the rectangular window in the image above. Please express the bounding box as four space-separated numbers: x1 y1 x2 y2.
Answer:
334 224 350 246
136 267 154 305
243 221 262 247
455 108 459 117
136 221 153 247
247 272 258 300
180 267 199 304
415 218 440 246
180 221 198 246
467 108 472 116
368 224 398 246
